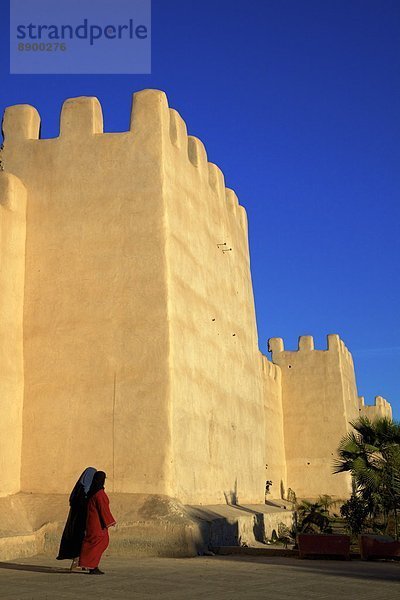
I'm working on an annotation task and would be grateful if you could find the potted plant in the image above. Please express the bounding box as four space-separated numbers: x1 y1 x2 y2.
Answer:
295 499 351 559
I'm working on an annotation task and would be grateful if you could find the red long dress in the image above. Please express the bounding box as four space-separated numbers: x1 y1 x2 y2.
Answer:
79 489 116 569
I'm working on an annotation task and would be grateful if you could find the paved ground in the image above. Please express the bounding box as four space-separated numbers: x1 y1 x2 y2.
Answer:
0 553 398 599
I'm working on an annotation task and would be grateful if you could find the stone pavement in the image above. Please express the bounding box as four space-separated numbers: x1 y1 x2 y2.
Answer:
0 554 398 599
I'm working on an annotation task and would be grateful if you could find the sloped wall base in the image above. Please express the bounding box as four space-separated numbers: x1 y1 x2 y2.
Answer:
0 494 293 561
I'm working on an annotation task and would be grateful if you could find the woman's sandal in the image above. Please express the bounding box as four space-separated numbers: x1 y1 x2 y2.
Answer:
88 567 105 575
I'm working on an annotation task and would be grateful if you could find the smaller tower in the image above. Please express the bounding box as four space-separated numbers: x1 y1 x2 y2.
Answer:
268 334 360 498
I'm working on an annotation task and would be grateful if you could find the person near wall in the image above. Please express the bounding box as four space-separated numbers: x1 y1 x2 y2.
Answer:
79 470 116 575
56 466 97 569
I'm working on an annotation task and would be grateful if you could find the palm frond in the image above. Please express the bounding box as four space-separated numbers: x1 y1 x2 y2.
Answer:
335 415 400 537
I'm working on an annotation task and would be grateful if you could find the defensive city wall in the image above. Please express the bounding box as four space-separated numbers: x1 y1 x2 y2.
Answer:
0 90 392 556
270 335 362 498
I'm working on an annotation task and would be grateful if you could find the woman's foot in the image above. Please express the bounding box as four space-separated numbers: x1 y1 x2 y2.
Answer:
89 567 105 575
70 557 79 571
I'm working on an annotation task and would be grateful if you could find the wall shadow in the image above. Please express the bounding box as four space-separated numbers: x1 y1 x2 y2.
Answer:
212 554 400 583
222 479 267 543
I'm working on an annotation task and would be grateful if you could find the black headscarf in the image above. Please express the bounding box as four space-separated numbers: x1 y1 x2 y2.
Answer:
87 471 106 497
57 467 97 560
69 467 97 505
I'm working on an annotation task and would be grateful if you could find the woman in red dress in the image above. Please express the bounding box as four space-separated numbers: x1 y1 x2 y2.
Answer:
79 471 116 575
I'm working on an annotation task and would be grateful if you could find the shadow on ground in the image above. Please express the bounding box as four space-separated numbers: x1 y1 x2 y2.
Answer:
214 555 400 583
0 562 87 574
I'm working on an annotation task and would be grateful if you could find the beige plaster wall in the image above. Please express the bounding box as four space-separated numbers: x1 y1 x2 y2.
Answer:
1 90 266 504
261 355 287 499
1 89 393 506
359 396 392 421
0 173 26 496
269 334 359 499
161 99 265 504
1 93 173 494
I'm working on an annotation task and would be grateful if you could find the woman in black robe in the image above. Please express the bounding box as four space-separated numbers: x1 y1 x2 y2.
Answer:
56 467 97 568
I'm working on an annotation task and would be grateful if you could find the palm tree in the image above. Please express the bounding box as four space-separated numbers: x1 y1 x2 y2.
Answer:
333 416 400 539
296 500 332 534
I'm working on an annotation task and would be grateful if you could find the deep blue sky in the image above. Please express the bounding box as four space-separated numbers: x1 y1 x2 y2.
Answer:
1 1 399 418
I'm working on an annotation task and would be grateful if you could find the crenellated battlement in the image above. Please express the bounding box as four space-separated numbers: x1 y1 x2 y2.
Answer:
268 334 354 363
2 104 40 141
375 395 390 408
1 90 247 230
268 337 284 354
359 395 392 419
1 90 179 145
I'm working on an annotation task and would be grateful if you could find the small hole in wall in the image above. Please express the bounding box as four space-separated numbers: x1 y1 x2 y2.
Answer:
288 365 292 368
212 318 215 321
307 462 310 465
